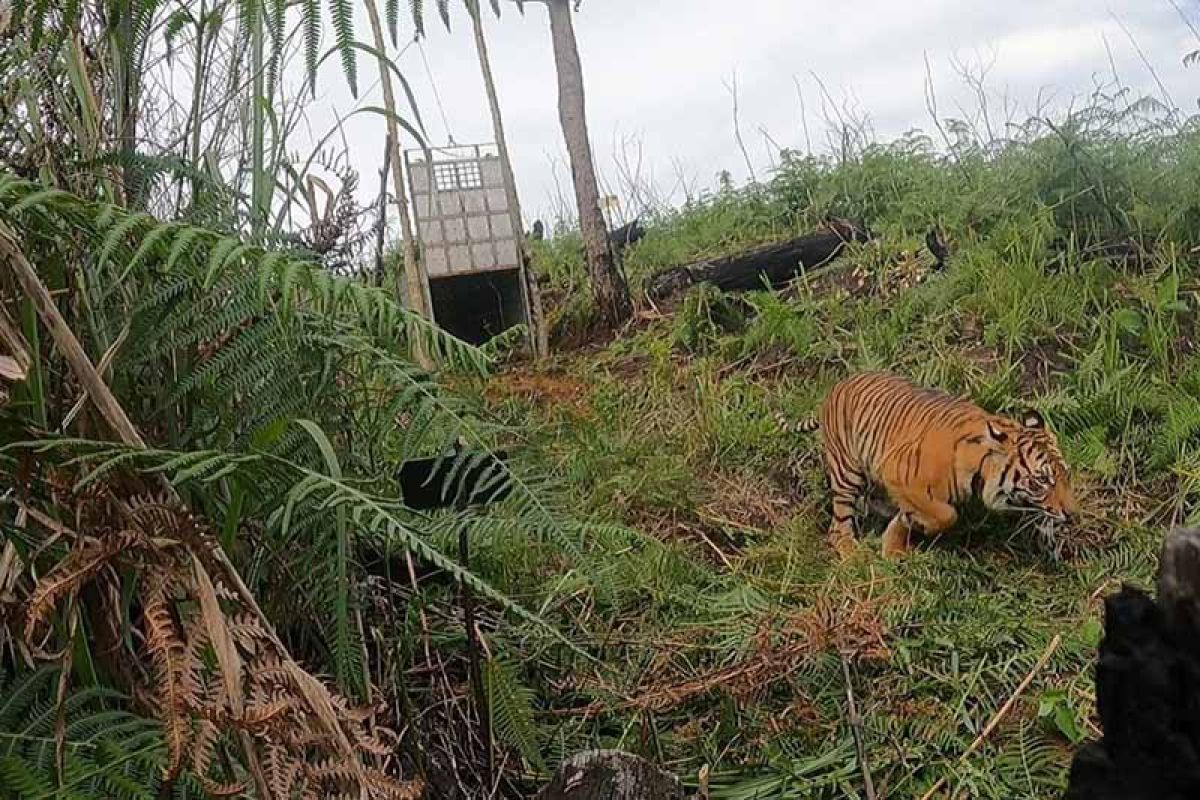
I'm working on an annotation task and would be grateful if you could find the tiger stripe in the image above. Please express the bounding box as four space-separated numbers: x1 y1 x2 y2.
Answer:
790 371 1079 558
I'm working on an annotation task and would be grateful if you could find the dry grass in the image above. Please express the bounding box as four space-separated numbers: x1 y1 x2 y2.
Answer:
615 588 891 715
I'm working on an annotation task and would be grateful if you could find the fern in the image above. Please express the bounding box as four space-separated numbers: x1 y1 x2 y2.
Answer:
265 0 287 94
330 0 357 96
0 665 193 800
386 0 400 44
484 658 547 772
304 0 321 94
409 0 425 37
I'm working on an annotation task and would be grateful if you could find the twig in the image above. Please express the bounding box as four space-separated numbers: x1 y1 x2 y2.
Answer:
743 356 800 381
841 653 877 800
689 523 737 572
793 75 813 157
374 133 392 288
918 634 1063 800
62 321 129 432
0 228 144 448
723 71 757 184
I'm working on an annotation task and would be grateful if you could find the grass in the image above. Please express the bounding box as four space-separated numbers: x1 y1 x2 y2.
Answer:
465 91 1200 797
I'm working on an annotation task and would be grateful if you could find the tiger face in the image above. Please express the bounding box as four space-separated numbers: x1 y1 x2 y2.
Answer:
979 410 1078 529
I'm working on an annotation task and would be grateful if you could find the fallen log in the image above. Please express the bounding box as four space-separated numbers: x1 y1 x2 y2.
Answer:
644 219 871 303
536 750 684 800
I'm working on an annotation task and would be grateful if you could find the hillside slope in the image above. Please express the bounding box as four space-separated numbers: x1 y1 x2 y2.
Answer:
478 105 1200 798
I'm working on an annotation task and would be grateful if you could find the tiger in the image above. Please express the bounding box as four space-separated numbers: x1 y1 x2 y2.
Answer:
782 371 1078 559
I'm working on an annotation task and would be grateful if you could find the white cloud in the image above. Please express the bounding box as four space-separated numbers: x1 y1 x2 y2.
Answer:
304 0 1198 225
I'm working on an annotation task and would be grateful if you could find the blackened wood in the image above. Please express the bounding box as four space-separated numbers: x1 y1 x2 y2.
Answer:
645 222 870 302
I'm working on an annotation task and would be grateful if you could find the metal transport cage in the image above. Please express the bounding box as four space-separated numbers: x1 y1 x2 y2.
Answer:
406 143 533 345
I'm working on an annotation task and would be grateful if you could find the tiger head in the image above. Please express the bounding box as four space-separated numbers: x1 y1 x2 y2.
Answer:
978 410 1078 529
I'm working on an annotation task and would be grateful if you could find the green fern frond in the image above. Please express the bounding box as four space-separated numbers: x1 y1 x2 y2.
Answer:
484 658 546 772
0 666 173 800
386 0 400 44
330 0 358 96
304 0 321 94
0 667 59 730
96 211 155 272
266 0 286 94
409 0 425 37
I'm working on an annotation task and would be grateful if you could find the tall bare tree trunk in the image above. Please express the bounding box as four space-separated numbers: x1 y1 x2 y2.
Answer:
545 0 632 329
467 0 548 357
364 0 432 367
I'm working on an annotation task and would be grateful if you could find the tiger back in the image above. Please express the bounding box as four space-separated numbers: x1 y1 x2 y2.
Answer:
798 371 1077 558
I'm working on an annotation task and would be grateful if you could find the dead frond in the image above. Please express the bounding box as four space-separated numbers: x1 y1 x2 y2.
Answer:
15 489 421 798
621 587 890 714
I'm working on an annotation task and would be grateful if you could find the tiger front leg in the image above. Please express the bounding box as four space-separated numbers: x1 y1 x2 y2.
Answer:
881 513 913 559
881 500 958 559
827 484 862 559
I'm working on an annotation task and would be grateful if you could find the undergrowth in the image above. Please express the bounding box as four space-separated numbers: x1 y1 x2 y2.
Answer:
476 90 1200 798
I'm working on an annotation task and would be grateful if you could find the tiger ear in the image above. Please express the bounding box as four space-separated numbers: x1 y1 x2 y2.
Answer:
986 420 1009 443
1021 409 1045 429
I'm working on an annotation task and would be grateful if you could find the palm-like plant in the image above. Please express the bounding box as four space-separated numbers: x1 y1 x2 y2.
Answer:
0 0 607 793
0 159 594 791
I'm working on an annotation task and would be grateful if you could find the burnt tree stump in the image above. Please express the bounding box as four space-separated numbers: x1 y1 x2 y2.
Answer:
1063 527 1200 799
609 219 646 258
536 750 684 800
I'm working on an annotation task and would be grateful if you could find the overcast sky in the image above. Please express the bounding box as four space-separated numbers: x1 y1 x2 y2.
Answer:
304 0 1198 226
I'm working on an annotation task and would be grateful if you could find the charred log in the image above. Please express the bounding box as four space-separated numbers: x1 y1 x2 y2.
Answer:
925 227 948 271
644 219 871 302
396 445 512 511
609 218 645 258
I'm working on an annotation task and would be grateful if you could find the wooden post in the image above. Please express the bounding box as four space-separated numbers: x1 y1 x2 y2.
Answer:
364 0 433 369
467 0 549 357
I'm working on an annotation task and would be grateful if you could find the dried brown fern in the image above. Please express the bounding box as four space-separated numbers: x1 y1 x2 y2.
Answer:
5 235 422 797
23 528 141 652
142 569 192 782
15 489 422 799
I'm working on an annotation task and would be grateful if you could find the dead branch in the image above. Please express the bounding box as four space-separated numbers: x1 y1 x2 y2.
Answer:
841 653 877 800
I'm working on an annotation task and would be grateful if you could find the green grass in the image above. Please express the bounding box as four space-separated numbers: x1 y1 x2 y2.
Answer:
467 94 1200 797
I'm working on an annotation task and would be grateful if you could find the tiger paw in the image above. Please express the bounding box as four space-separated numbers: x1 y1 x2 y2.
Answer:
830 531 858 560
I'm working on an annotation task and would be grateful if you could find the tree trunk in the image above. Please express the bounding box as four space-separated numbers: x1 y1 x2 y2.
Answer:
536 750 684 800
545 0 632 330
1064 527 1200 800
467 0 549 357
364 0 432 368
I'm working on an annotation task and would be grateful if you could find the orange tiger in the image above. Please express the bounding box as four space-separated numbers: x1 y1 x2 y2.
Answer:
788 371 1078 558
